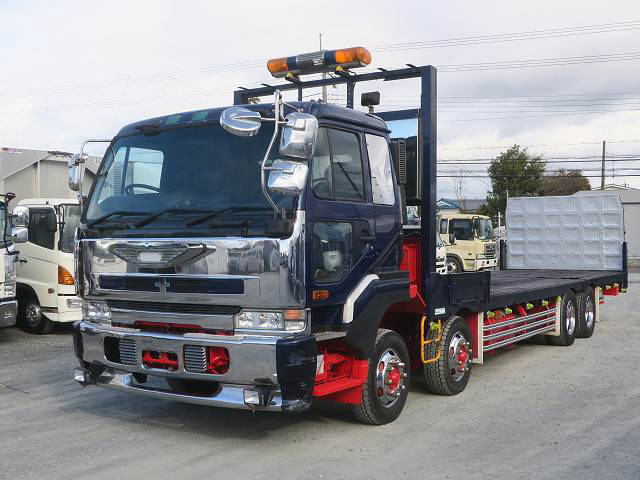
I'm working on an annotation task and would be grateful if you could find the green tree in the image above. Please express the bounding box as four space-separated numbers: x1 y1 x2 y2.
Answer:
541 168 591 196
480 145 546 221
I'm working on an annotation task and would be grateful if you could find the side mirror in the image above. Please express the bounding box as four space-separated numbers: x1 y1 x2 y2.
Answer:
267 160 308 195
68 154 85 192
9 226 28 244
46 213 57 233
219 106 262 137
279 112 318 159
12 205 29 227
449 233 456 245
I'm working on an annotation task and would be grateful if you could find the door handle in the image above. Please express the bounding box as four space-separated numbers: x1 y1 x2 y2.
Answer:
19 258 27 263
360 231 375 242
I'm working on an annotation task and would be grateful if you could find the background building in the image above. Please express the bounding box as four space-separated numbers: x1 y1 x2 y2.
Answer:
0 147 99 204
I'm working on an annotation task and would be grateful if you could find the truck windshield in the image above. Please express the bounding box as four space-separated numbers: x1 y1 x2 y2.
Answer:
476 218 494 240
60 204 81 252
84 122 294 229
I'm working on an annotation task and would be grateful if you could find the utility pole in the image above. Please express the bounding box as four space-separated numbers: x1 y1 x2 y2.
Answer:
600 140 606 190
320 33 327 102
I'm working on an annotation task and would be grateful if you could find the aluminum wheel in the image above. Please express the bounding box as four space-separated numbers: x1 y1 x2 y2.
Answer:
374 349 407 408
447 257 461 273
565 301 577 336
447 331 472 382
25 302 42 328
584 296 595 329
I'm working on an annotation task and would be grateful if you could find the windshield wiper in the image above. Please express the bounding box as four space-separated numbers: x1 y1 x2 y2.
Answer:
87 210 150 227
186 207 272 228
134 208 209 228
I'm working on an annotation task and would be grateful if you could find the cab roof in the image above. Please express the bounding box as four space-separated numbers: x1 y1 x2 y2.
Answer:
438 212 490 220
116 101 389 138
18 198 78 207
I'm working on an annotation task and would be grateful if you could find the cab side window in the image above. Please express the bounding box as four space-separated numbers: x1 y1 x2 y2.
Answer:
365 134 395 205
451 219 473 241
313 221 354 283
439 218 448 235
312 128 365 201
28 209 56 250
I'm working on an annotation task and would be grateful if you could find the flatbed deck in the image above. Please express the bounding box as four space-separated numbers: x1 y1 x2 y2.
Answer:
487 269 625 309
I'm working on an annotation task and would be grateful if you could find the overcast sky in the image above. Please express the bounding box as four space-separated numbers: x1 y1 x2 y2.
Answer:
1 0 639 198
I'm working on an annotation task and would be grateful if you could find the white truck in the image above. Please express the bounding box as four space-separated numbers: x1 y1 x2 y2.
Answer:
13 198 82 333
0 194 19 328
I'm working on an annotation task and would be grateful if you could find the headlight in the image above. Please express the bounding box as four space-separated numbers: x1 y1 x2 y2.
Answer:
82 300 111 324
234 310 307 333
4 254 16 298
436 256 445 263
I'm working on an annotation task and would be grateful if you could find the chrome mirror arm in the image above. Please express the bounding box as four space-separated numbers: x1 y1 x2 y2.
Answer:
260 90 285 218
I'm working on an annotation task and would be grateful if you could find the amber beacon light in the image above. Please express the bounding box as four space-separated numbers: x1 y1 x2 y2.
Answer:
267 47 372 78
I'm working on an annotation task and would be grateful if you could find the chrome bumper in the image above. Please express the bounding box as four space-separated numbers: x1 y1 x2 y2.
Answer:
0 299 17 328
73 321 316 412
73 367 284 410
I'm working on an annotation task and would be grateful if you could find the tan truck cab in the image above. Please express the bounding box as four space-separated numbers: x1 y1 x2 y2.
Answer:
438 213 497 273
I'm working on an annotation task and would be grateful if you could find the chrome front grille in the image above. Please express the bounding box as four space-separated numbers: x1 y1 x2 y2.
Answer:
184 345 207 373
118 338 138 365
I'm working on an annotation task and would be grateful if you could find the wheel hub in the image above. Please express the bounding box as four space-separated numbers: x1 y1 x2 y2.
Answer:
375 349 406 408
25 303 42 327
584 297 594 329
566 301 576 335
447 332 472 382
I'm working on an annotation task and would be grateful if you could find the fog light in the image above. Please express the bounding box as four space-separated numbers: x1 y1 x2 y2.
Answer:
243 389 262 407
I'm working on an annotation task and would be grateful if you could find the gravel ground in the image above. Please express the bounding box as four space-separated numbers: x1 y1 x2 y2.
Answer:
1 274 638 480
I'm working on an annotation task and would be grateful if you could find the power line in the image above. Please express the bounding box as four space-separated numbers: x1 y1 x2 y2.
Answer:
370 21 640 52
438 173 640 178
1 19 639 101
438 140 640 150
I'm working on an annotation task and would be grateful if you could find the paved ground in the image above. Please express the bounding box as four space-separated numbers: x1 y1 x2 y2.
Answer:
1 275 639 480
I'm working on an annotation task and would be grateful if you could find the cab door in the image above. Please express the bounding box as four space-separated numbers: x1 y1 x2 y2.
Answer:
17 207 58 308
306 125 376 311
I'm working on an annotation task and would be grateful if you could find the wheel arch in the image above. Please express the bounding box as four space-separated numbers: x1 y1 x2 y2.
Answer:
343 272 410 358
16 282 39 303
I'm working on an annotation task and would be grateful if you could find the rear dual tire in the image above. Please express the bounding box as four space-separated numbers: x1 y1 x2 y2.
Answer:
549 291 577 347
576 289 596 338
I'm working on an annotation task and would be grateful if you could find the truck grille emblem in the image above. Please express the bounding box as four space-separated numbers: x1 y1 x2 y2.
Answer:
154 278 171 294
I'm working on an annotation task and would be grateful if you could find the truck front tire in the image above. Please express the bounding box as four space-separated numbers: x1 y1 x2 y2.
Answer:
351 329 410 425
447 256 463 273
19 294 53 335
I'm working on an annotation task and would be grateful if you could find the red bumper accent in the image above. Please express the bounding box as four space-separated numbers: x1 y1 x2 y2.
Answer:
142 350 179 370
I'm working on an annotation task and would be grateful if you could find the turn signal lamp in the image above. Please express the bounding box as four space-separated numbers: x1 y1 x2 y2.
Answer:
267 47 372 78
58 266 75 286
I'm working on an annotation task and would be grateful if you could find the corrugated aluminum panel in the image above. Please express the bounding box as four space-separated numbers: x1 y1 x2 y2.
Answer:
506 194 624 270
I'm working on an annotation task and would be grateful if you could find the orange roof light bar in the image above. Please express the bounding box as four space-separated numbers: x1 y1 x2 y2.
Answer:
267 47 372 78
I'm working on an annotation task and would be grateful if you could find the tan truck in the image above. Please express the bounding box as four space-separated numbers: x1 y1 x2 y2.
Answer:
438 213 497 273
